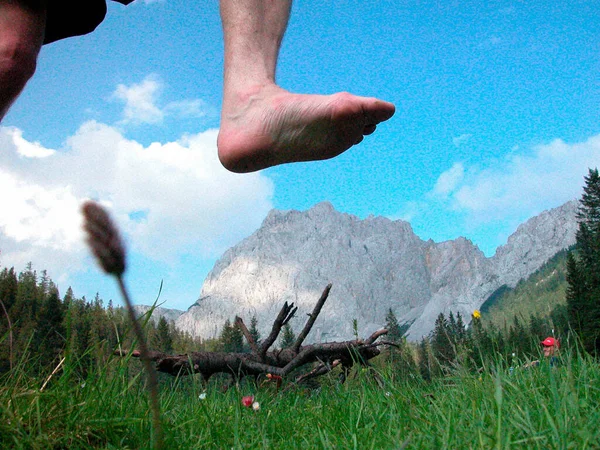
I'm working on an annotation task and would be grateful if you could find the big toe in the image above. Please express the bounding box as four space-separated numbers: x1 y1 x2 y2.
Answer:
365 99 395 123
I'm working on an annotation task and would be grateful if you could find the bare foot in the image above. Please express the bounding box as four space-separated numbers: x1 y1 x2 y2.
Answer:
217 85 395 173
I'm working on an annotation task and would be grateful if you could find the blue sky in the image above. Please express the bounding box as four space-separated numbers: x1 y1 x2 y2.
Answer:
1 0 598 311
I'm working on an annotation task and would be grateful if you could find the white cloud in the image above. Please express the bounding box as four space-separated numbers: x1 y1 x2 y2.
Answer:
164 99 208 118
113 75 164 124
388 200 426 224
433 162 464 196
452 134 472 147
112 75 210 125
432 134 600 221
10 127 56 158
0 122 274 281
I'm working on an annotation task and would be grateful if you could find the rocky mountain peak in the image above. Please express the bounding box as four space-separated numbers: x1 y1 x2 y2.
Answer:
174 200 578 342
491 200 578 287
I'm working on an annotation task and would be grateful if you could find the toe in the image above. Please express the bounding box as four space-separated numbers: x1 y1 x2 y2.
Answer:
363 124 377 135
365 99 395 123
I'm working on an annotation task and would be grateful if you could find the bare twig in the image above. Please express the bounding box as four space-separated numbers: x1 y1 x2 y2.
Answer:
294 358 341 384
260 301 297 359
235 316 260 354
292 283 332 353
364 329 389 345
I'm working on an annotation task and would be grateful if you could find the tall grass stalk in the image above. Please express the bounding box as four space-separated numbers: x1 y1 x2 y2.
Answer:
81 200 163 448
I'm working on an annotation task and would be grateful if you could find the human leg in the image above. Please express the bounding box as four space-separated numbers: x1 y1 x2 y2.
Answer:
0 0 46 122
218 0 395 173
44 0 107 45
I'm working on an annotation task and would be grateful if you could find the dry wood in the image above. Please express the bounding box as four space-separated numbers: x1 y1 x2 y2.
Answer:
292 283 331 353
115 284 389 386
234 316 260 354
259 301 297 360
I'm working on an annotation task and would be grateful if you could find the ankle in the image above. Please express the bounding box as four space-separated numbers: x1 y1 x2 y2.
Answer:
221 83 286 122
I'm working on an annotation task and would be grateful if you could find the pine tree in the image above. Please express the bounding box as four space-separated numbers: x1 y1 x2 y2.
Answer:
566 252 586 331
567 168 600 354
384 308 413 373
280 323 296 349
417 339 432 381
12 264 39 356
36 287 65 366
154 316 173 353
550 303 570 337
508 316 531 355
385 308 403 343
249 315 261 346
469 316 493 369
528 313 551 342
38 270 51 302
12 263 39 325
69 299 93 375
220 319 244 352
0 267 18 312
431 313 454 367
0 267 18 372
455 312 467 343
63 287 75 309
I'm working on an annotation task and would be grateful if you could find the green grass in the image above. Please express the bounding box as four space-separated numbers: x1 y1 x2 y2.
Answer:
2 348 600 449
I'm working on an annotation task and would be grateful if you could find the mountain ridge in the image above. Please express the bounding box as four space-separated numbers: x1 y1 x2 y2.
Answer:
172 200 578 342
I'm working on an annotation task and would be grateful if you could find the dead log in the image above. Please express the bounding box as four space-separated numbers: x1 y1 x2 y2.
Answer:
115 284 388 385
116 332 386 380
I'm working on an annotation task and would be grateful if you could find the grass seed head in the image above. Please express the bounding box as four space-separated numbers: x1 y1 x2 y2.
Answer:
81 201 126 276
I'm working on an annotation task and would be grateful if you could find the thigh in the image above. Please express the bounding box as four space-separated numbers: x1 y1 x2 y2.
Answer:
0 0 46 50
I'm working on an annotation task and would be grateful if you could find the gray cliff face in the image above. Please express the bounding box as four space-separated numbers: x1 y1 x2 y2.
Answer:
175 200 578 342
490 200 578 287
132 305 184 324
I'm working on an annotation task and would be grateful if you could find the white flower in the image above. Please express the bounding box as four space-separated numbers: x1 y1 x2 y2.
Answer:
252 401 260 411
199 392 207 400
385 392 392 397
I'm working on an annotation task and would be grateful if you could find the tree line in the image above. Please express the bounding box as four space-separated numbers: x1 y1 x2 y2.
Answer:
1 167 598 382
0 264 210 377
0 263 299 377
566 167 600 354
380 167 600 382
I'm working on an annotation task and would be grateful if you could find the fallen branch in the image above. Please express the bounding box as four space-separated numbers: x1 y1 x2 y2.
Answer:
235 316 260 355
116 284 389 387
259 301 297 360
292 283 331 353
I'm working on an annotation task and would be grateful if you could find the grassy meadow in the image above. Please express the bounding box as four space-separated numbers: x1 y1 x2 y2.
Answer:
1 343 599 449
